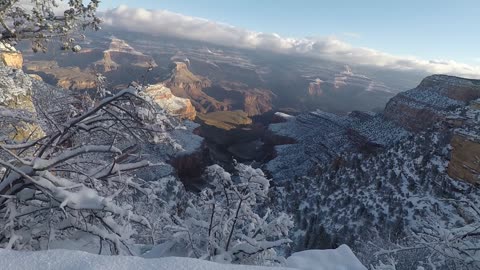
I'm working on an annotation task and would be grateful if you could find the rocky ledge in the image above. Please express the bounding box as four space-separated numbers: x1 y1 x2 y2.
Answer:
384 75 480 132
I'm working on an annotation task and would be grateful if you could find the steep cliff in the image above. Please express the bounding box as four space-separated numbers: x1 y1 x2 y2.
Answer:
447 99 480 184
0 67 45 140
308 78 323 97
215 81 275 116
268 74 480 183
448 133 480 184
267 75 480 268
144 83 197 120
384 75 480 132
163 62 275 116
162 62 225 113
96 38 157 72
267 109 405 181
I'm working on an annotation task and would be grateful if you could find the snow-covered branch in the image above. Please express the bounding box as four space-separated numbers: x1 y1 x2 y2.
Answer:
0 87 180 254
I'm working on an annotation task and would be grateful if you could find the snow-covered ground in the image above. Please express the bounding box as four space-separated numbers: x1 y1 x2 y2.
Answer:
0 245 366 270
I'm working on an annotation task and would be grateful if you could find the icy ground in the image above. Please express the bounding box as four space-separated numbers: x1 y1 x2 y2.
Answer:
0 245 366 270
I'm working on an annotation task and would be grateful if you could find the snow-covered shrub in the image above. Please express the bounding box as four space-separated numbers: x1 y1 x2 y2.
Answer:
0 87 181 254
165 163 293 265
0 0 101 52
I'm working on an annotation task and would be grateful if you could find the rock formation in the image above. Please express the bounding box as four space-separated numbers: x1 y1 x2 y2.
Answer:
162 62 225 113
163 62 275 116
268 74 480 183
308 78 324 97
144 83 196 120
446 98 480 184
0 51 23 69
0 67 45 140
24 61 97 90
197 110 252 130
215 81 275 116
96 38 157 72
384 75 480 132
448 133 480 184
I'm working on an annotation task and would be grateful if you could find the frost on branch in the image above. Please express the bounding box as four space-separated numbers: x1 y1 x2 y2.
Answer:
0 86 181 255
164 163 293 265
0 0 101 52
372 199 480 269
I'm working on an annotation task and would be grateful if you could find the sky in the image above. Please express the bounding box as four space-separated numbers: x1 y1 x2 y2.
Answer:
98 0 480 78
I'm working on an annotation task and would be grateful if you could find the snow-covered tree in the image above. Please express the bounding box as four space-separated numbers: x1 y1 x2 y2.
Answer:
373 199 480 269
165 163 293 265
0 85 182 254
0 0 101 52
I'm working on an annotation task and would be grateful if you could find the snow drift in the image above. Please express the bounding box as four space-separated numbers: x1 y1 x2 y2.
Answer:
0 245 366 270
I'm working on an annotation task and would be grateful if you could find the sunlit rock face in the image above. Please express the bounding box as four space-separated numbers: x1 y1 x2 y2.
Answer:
308 78 324 97
384 75 480 132
0 67 45 140
144 83 197 120
24 61 97 91
162 61 222 113
448 133 480 184
446 98 480 184
96 38 157 72
0 51 23 69
163 62 275 116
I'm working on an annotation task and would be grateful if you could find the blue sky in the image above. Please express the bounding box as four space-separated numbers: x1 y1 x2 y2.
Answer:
101 0 480 66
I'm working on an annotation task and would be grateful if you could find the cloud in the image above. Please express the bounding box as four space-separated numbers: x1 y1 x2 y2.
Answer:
102 5 480 79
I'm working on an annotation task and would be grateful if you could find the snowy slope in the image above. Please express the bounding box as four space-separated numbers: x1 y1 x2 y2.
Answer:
0 245 366 270
267 110 407 181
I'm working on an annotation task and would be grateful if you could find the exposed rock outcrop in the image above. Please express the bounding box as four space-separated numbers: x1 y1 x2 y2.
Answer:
0 67 44 140
163 62 275 116
24 61 96 90
197 110 252 130
144 83 196 120
96 38 157 72
308 78 324 97
163 62 225 113
446 98 480 184
448 133 480 184
215 81 275 116
270 74 480 184
0 51 23 69
384 75 480 132
28 74 43 81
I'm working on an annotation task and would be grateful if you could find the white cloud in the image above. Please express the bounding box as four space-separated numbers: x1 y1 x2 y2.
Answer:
102 5 480 79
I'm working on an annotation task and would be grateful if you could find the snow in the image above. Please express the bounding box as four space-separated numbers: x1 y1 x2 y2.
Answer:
286 245 367 270
275 112 295 121
0 247 367 270
0 249 291 270
145 84 192 114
